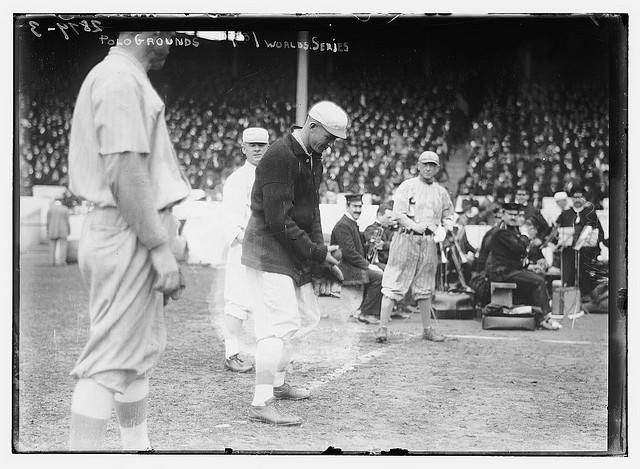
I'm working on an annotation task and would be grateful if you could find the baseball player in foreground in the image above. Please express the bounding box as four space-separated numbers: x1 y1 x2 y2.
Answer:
376 150 455 343
220 127 270 373
241 101 346 426
67 31 190 450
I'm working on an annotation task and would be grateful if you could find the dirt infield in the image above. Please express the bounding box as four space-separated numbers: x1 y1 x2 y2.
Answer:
16 245 609 454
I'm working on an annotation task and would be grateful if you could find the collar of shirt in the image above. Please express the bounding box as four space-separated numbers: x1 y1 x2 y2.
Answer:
292 129 313 158
345 212 358 222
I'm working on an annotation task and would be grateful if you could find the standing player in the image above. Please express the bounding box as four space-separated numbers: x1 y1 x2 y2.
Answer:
241 101 346 426
220 127 270 373
46 199 71 266
67 31 190 450
376 151 455 343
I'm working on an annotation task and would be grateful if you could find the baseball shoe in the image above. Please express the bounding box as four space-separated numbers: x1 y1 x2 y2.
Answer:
375 327 388 343
273 382 311 400
249 398 302 426
358 315 380 325
390 311 410 320
224 353 254 373
422 327 445 342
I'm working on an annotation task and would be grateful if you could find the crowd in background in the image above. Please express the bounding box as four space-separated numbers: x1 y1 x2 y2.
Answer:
456 82 609 209
19 57 609 211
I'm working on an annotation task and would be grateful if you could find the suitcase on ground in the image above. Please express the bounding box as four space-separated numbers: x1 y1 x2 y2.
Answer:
552 286 581 317
432 289 476 320
481 303 537 330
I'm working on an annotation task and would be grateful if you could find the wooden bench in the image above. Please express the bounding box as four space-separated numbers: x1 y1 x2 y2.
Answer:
490 282 517 307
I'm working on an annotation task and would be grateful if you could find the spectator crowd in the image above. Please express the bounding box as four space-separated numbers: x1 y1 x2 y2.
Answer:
19 54 609 212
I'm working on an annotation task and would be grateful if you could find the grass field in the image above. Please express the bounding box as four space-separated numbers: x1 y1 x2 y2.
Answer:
16 243 610 455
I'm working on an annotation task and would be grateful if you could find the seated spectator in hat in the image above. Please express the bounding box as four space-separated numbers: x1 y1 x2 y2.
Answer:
514 186 551 240
457 198 482 227
366 174 387 205
485 202 559 330
331 194 383 325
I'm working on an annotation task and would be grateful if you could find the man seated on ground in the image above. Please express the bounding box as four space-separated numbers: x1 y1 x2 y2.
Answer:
485 202 560 330
331 194 384 325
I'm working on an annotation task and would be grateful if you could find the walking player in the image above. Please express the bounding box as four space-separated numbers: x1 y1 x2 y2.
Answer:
220 127 270 372
376 151 455 343
67 31 190 450
241 101 347 425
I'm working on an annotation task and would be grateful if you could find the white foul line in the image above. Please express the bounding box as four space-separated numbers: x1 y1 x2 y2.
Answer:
541 339 604 345
447 334 521 341
307 346 396 392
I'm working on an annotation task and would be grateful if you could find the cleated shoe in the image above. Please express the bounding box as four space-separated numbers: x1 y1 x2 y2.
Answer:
422 327 445 342
375 327 388 343
224 353 254 373
273 382 311 400
249 398 302 426
358 315 380 325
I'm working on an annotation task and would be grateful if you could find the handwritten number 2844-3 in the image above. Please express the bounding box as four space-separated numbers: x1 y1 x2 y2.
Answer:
28 20 102 40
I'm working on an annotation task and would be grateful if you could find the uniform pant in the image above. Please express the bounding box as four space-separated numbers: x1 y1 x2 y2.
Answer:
71 207 177 394
381 232 438 302
245 267 320 342
224 243 252 320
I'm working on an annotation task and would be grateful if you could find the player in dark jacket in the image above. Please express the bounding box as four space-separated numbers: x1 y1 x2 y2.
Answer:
242 101 347 426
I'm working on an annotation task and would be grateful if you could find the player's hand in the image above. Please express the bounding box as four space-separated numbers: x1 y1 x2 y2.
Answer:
150 243 181 294
163 269 186 306
412 221 428 234
368 264 383 273
323 245 344 281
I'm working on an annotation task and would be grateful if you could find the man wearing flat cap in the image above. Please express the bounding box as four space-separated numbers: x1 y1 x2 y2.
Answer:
331 193 384 325
217 127 270 374
485 202 560 330
241 101 347 425
376 150 455 343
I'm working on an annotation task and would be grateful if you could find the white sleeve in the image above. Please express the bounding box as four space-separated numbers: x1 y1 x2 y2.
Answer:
222 172 248 246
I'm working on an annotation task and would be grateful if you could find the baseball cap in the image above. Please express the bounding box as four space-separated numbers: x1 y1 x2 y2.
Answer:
242 127 269 144
418 151 440 165
308 101 348 139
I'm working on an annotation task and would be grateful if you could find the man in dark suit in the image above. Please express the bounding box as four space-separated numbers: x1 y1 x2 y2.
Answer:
331 194 383 324
555 188 606 301
486 202 559 330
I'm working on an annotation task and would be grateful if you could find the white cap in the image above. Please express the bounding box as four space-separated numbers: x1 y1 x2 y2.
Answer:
418 151 440 165
308 101 348 139
554 191 568 201
242 127 269 144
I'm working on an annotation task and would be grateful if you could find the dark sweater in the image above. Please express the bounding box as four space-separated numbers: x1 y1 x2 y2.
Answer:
241 128 328 286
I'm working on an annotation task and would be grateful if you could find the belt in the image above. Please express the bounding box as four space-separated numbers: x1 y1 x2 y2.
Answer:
398 227 433 236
